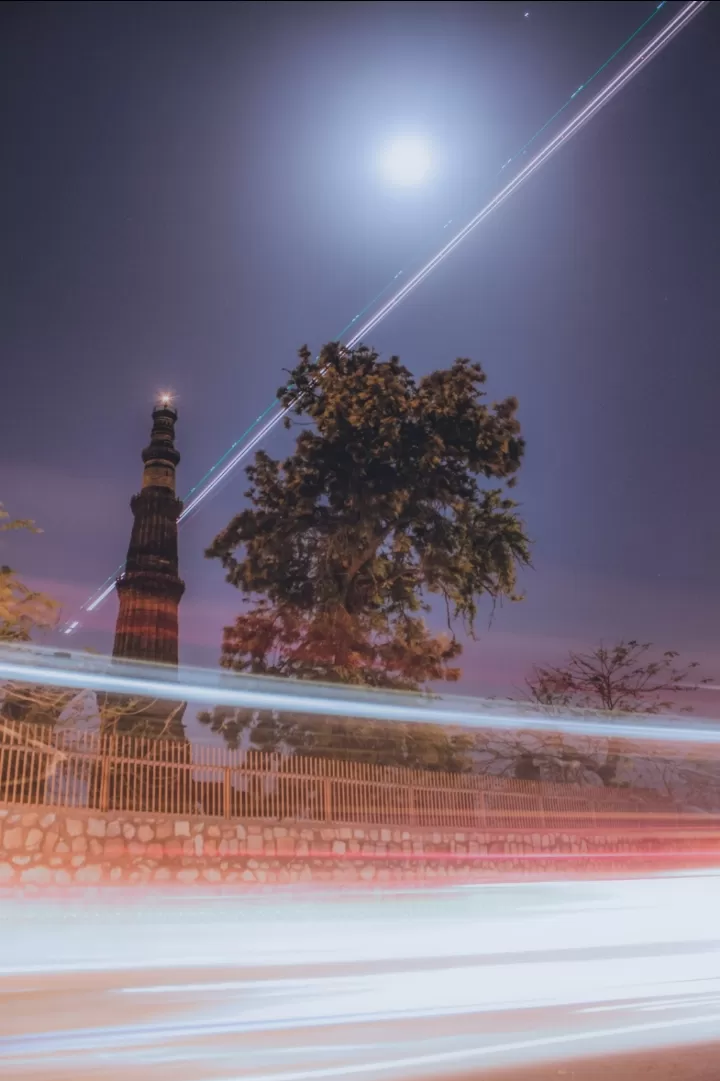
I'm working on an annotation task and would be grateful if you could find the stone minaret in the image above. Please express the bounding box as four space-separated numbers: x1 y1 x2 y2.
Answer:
110 399 187 740
113 400 185 666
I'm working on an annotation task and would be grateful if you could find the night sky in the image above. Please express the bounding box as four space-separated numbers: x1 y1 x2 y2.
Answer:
2 1 719 708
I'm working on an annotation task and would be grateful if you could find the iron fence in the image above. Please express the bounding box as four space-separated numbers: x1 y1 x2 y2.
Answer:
0 720 709 832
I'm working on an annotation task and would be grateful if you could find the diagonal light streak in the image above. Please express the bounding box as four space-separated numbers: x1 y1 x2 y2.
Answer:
70 1 708 624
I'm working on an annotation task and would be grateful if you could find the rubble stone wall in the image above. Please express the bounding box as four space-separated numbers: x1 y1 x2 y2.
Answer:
0 804 711 887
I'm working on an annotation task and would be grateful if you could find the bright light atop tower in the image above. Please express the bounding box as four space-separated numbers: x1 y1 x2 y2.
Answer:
380 135 432 187
158 391 173 407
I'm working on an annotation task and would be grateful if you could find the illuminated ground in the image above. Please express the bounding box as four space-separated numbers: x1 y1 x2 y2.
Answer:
1 873 719 1079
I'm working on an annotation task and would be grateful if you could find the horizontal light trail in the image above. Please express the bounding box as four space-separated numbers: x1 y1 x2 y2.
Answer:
2 876 720 1078
64 1 708 629
6 1006 719 1066
209 1014 720 1081
3 874 718 971
5 1005 719 1064
2 839 716 866
2 642 720 747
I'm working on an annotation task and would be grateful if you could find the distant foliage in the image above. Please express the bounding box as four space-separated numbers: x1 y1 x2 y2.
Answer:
203 343 530 763
199 703 476 773
1 503 68 743
0 502 58 642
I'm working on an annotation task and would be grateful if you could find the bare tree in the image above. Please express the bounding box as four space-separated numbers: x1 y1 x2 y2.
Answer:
505 641 715 798
527 640 709 714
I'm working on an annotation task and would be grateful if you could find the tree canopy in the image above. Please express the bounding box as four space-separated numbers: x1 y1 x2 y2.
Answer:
0 503 58 642
203 342 530 761
0 503 69 756
0 503 168 753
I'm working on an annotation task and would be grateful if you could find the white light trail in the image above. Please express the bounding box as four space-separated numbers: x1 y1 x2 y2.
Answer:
2 644 720 746
2 877 720 1076
178 1 707 522
177 403 294 524
344 1 707 346
209 1014 720 1081
69 1 707 625
84 580 120 613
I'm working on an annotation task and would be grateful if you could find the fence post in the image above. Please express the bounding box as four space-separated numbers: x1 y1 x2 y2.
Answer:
98 736 112 812
476 790 486 830
223 767 232 820
407 784 415 827
323 778 332 822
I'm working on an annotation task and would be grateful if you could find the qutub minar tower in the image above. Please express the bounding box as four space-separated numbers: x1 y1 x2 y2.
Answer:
111 397 187 740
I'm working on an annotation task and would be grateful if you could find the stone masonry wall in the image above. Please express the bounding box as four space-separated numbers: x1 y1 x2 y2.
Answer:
0 804 716 888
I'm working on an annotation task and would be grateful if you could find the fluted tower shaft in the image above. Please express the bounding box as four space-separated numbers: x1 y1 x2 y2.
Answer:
113 403 185 667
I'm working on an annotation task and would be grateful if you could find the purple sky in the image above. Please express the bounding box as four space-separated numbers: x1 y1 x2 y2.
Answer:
2 1 719 710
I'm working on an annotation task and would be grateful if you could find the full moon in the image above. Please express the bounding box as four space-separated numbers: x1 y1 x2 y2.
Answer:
380 135 432 187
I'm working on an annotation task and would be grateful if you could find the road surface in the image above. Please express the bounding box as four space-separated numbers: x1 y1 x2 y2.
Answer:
1 873 719 1079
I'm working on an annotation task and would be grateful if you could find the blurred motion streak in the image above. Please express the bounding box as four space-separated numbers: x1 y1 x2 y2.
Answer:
1 876 720 1078
65 0 708 627
4 643 720 744
3 640 720 1078
161 0 712 521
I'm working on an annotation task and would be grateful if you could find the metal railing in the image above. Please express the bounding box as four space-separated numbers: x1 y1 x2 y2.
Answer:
0 721 708 832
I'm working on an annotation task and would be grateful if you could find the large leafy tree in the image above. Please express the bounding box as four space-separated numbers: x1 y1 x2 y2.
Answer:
203 342 530 763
